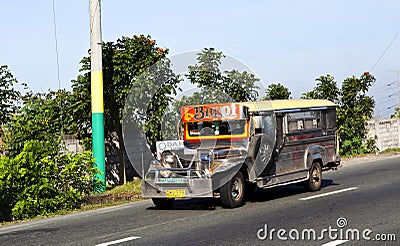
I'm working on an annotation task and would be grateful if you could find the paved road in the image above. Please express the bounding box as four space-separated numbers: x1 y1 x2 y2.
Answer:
1 156 399 245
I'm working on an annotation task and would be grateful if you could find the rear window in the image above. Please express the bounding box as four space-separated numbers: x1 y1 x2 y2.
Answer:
287 111 321 132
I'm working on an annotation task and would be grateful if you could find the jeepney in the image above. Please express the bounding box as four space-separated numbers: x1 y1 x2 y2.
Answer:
142 99 340 208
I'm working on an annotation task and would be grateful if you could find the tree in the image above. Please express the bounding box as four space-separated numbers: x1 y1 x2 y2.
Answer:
3 90 74 156
301 75 339 103
337 72 375 155
71 35 180 184
302 73 376 155
0 89 97 221
0 65 23 126
223 70 260 102
261 83 291 100
187 48 259 102
391 107 400 118
162 48 260 140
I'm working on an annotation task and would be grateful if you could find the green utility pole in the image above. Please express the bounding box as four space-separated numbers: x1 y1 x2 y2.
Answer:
90 0 106 192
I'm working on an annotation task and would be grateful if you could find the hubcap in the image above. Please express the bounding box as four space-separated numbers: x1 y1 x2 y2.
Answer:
312 167 320 185
231 178 242 200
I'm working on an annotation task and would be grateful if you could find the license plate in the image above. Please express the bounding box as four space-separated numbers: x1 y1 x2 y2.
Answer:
158 178 186 183
166 189 186 198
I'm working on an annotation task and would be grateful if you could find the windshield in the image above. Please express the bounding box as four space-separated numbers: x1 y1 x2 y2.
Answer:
187 120 246 137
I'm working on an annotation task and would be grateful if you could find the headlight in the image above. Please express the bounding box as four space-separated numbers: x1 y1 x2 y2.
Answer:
164 154 175 164
160 153 174 177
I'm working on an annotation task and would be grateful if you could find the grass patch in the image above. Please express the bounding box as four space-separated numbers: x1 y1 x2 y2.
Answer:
106 179 142 195
82 179 145 206
379 147 400 154
342 147 400 159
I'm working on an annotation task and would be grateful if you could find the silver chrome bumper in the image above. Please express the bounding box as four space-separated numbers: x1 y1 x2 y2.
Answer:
142 178 213 198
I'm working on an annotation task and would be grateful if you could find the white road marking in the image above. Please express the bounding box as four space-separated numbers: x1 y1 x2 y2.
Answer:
321 239 349 246
299 187 358 201
95 236 141 246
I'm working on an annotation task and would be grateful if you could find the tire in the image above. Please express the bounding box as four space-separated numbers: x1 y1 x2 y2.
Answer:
152 198 175 209
220 171 245 208
305 162 322 192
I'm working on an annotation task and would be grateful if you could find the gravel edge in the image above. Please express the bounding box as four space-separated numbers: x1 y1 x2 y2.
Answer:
341 152 400 166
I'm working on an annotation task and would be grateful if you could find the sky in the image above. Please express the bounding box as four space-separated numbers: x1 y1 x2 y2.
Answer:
1 0 399 118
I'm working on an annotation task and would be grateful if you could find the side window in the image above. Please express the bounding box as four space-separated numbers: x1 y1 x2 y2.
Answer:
287 111 321 133
326 109 336 129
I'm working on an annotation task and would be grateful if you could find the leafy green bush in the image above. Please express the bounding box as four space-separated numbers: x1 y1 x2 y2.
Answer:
340 137 362 156
0 140 97 221
340 136 378 157
2 90 76 157
362 137 378 154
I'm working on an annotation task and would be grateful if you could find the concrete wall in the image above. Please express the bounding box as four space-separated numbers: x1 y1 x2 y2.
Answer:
367 118 400 151
61 135 84 154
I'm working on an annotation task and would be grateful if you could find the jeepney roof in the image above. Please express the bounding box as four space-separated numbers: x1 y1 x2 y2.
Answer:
240 99 336 112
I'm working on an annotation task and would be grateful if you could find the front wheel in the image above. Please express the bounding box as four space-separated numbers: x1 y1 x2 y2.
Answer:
305 162 322 191
220 171 245 208
152 198 175 209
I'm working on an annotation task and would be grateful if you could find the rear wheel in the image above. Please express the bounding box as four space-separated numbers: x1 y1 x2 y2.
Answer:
305 162 322 191
152 198 175 209
220 171 245 208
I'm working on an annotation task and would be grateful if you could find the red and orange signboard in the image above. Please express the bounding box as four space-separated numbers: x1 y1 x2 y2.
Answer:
181 103 246 122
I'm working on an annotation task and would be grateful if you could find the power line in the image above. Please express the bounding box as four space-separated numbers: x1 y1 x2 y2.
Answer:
390 70 400 117
369 87 390 95
52 0 64 134
52 0 61 89
369 80 397 93
370 29 400 72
